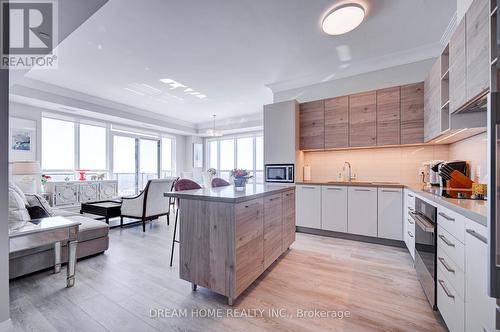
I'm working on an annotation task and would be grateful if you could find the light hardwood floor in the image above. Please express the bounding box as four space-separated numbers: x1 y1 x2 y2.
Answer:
9 217 445 332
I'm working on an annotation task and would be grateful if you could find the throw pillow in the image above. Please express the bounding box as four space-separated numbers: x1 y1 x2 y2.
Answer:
8 188 30 232
25 193 54 217
26 205 49 219
9 181 28 206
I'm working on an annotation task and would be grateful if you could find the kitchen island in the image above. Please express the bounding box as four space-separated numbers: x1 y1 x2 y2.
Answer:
164 184 295 305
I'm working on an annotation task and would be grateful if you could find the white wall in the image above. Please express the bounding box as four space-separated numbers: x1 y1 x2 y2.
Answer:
273 59 435 103
182 136 204 182
457 0 473 21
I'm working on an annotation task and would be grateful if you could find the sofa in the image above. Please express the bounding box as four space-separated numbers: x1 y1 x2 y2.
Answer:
8 182 110 279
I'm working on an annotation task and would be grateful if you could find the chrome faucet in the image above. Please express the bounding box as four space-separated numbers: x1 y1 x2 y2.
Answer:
343 161 352 182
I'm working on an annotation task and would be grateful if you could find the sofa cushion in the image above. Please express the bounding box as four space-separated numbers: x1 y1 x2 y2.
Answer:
66 215 109 242
26 205 50 219
25 193 54 217
51 208 79 217
8 188 30 232
9 182 28 205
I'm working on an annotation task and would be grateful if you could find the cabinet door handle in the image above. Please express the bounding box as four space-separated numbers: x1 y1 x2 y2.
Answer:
408 207 414 212
466 229 488 244
439 234 455 247
327 187 342 191
438 212 455 221
438 257 455 273
438 279 455 299
408 193 414 198
407 231 414 238
302 186 316 190
354 189 371 192
381 189 399 193
407 218 414 225
244 202 259 209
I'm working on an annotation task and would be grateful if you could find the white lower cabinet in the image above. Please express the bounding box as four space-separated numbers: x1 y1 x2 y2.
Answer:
321 186 347 232
377 188 403 240
296 185 321 229
347 187 378 237
465 220 496 332
403 189 415 259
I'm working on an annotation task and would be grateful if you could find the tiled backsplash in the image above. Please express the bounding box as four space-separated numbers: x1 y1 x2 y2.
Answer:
302 145 450 184
302 133 488 184
449 132 487 183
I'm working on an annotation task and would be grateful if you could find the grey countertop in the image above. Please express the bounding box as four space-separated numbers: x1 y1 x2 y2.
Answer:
296 180 487 226
164 184 295 203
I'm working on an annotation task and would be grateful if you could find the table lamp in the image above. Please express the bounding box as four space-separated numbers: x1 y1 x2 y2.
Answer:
11 161 41 193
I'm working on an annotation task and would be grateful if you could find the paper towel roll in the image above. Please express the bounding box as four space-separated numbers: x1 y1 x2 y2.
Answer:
303 166 311 181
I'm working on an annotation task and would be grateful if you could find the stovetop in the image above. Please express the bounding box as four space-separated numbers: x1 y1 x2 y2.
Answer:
422 186 486 201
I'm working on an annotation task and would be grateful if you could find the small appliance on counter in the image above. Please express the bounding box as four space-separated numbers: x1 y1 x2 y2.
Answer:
265 164 294 183
422 160 443 186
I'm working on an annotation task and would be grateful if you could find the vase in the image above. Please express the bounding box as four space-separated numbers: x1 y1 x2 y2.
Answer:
202 173 213 188
233 177 246 191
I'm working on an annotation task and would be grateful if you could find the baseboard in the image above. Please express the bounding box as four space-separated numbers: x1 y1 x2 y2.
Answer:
296 227 405 248
0 318 13 332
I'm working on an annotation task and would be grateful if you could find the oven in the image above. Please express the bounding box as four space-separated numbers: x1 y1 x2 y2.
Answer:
411 197 437 309
265 164 294 183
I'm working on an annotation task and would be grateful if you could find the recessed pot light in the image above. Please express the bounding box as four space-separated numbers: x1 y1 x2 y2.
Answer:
322 4 365 35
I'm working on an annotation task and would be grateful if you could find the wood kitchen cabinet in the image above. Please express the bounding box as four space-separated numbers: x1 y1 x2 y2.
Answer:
282 189 296 251
449 18 467 113
324 96 349 148
401 82 424 144
377 87 401 146
263 193 283 269
296 185 321 229
348 186 377 237
235 198 264 296
377 188 403 240
299 100 324 150
424 60 442 141
349 91 377 147
466 0 489 101
321 186 348 232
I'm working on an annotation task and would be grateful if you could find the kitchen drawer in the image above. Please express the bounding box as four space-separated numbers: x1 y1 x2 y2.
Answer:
406 214 415 260
437 205 465 244
437 248 465 300
437 270 465 332
438 226 465 272
405 189 415 208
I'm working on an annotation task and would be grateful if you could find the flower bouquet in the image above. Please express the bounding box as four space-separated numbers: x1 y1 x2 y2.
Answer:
41 174 51 191
230 169 253 191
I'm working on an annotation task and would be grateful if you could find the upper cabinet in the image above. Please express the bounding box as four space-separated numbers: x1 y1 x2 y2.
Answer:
349 91 377 147
376 87 401 146
466 0 489 100
401 82 425 144
449 18 467 113
324 96 349 149
297 82 424 150
299 100 324 150
424 60 444 141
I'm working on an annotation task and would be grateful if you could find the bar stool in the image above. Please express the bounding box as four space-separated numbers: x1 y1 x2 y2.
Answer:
211 177 231 187
169 179 202 267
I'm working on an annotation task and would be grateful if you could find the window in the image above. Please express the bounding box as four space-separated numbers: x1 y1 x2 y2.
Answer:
79 124 106 170
139 139 159 189
42 117 75 170
161 137 174 177
206 133 264 184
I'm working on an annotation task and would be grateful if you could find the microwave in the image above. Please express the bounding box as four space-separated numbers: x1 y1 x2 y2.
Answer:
265 164 294 183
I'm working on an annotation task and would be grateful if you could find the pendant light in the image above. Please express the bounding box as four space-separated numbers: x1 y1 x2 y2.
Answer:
206 114 223 137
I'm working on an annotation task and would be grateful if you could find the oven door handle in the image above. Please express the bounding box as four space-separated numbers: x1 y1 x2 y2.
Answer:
410 212 435 233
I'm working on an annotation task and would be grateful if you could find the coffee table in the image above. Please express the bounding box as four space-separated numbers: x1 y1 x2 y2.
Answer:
9 216 80 287
80 200 122 225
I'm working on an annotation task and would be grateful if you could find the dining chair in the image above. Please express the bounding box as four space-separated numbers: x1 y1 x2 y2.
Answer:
211 177 231 187
170 179 201 267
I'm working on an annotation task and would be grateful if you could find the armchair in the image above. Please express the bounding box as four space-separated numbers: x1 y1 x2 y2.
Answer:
120 177 178 232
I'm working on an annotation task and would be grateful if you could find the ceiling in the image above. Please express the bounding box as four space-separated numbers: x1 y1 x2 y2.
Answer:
24 0 456 124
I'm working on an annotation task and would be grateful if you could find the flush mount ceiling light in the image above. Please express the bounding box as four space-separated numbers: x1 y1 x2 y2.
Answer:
322 4 365 35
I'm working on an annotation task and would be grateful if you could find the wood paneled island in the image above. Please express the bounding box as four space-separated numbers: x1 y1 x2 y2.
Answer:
164 184 296 305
